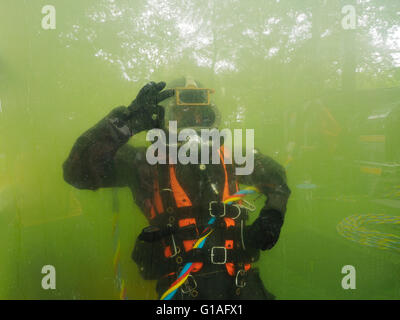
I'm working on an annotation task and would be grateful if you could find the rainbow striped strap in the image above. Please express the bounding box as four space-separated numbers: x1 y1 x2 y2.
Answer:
160 219 215 300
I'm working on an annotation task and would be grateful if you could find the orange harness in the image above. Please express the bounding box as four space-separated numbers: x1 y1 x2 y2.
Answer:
145 147 251 276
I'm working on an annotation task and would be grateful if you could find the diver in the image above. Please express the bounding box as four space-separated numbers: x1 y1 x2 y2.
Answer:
63 76 291 300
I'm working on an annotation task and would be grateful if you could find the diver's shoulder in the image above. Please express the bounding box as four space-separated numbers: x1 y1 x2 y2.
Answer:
253 148 286 172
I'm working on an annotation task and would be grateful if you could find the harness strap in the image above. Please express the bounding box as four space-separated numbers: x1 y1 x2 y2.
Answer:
169 165 192 208
155 246 259 276
185 247 258 264
218 146 232 201
146 146 253 279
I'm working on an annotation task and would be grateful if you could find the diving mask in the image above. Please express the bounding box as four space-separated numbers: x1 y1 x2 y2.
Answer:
161 87 220 133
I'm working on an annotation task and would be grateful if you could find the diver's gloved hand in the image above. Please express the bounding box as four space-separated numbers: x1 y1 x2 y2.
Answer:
244 208 284 251
106 81 174 138
127 81 174 133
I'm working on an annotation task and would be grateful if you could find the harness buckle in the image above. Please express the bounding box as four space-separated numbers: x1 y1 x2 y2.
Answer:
211 246 227 264
209 201 226 218
209 201 243 220
231 204 242 220
235 269 247 288
180 274 197 294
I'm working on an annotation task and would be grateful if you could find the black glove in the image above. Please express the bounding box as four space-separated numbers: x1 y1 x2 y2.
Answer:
127 81 174 133
244 208 284 251
107 81 174 138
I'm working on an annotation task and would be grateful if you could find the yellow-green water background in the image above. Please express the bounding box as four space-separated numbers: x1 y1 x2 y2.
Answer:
1 0 400 299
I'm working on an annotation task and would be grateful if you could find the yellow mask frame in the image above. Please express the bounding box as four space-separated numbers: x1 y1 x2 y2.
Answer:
175 87 215 106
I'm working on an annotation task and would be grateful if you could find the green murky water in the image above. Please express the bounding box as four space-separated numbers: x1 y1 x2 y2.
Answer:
1 0 400 299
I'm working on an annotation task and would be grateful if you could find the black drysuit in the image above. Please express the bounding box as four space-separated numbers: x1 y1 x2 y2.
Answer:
63 104 291 300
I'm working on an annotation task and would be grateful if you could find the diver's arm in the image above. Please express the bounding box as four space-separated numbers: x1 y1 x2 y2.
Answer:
63 106 139 190
238 150 291 250
63 81 173 190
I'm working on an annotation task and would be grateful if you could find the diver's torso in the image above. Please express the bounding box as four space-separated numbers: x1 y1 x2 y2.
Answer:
131 150 239 225
174 162 232 207
129 149 265 300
